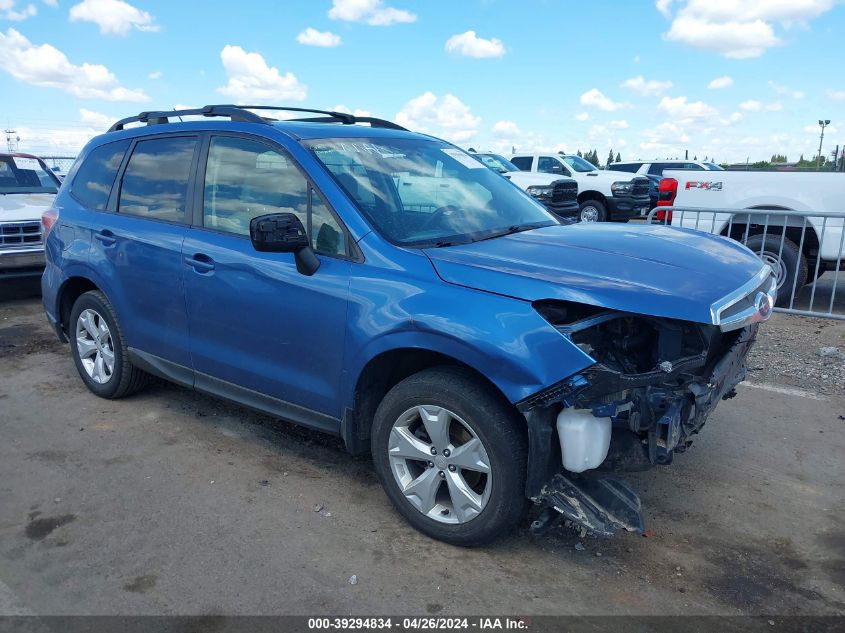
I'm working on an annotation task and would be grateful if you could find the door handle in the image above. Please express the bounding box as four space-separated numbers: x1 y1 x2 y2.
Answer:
184 254 215 273
94 230 116 247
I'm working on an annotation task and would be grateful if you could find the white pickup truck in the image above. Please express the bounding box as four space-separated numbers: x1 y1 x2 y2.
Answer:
0 153 60 280
657 171 844 304
510 153 651 223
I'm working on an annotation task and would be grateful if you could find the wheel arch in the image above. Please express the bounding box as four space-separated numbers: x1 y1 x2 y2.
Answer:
341 344 520 456
577 190 607 206
719 206 820 258
57 275 102 338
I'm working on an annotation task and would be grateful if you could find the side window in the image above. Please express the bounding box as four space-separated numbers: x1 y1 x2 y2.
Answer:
203 136 307 235
71 140 130 210
311 189 345 256
118 137 196 222
684 163 704 170
509 156 533 171
204 136 349 257
647 163 671 176
609 163 641 173
537 156 565 174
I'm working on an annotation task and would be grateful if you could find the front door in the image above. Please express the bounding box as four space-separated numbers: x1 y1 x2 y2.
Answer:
183 134 352 423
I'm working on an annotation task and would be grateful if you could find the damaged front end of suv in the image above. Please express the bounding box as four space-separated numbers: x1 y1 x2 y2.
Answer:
519 267 777 537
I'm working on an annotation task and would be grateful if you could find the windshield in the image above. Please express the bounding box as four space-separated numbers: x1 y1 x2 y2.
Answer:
476 153 520 174
562 155 598 173
704 162 724 171
0 155 60 194
307 138 557 247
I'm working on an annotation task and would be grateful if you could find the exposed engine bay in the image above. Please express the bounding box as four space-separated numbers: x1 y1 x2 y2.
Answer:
519 301 759 537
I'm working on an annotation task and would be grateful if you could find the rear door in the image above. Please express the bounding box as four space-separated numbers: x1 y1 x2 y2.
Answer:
182 134 351 423
89 134 198 368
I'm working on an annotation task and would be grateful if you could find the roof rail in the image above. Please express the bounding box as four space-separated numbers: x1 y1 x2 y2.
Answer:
107 104 407 133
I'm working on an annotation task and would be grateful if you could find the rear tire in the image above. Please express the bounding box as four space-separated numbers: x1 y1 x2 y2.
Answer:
578 199 608 223
744 233 807 306
371 366 527 546
69 290 149 399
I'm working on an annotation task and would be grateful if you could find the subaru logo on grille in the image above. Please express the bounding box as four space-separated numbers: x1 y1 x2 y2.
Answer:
755 291 773 321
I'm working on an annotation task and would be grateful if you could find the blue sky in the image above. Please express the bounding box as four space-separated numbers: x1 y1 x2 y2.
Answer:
1 0 844 163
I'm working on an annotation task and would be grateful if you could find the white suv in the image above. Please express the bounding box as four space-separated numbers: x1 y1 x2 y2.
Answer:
608 159 724 178
510 153 650 222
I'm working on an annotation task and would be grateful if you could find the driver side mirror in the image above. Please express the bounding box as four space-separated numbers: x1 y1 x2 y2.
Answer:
249 212 320 276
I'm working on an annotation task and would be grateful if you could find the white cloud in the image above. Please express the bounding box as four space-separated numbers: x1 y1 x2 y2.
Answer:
579 88 631 112
608 120 629 129
444 30 505 58
217 45 307 102
657 95 717 121
708 75 733 89
632 54 641 63
328 0 416 26
768 80 804 99
296 27 341 47
492 120 520 136
620 75 673 96
42 0 57 6
69 0 158 35
739 99 782 112
14 109 117 155
827 89 845 101
803 123 837 135
148 70 162 80
575 112 590 121
0 28 149 101
656 0 675 17
79 107 116 130
394 92 480 142
658 0 839 58
1 1 37 20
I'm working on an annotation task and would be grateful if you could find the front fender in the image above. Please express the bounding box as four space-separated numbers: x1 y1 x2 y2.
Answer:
341 239 595 411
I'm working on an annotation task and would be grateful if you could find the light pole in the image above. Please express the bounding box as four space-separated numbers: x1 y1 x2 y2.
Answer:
817 119 830 170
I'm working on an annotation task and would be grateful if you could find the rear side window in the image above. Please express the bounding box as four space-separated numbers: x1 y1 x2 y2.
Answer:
118 136 197 223
70 140 130 209
509 156 533 171
609 163 641 173
647 163 673 176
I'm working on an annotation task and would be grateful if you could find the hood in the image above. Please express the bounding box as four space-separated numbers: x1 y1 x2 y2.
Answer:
505 171 576 189
423 223 764 325
0 193 55 223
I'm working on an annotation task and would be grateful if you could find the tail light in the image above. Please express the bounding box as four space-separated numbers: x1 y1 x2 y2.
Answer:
655 177 677 223
42 207 59 237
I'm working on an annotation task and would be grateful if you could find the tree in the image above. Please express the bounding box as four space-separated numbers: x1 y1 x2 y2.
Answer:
615 152 621 162
771 153 787 163
577 150 583 158
607 148 615 167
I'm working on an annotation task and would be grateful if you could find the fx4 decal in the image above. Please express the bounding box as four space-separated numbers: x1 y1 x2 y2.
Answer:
685 181 723 191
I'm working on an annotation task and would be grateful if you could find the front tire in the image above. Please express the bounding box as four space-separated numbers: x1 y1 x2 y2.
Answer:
744 233 807 306
578 199 608 223
371 367 527 546
69 290 148 399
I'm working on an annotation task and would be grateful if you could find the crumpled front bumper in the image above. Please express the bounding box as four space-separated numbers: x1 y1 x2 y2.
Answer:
523 324 758 537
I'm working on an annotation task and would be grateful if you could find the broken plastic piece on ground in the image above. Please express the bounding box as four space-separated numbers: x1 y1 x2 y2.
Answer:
531 473 645 538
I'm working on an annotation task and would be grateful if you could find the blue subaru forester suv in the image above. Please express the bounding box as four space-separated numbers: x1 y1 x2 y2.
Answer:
42 105 775 545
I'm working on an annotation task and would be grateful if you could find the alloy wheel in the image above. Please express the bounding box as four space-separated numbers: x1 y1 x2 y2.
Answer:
580 206 599 222
75 308 115 384
387 405 492 524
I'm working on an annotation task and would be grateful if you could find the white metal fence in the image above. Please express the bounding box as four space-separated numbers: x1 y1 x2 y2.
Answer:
647 206 844 320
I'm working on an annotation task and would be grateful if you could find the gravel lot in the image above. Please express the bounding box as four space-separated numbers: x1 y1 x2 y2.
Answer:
0 281 843 617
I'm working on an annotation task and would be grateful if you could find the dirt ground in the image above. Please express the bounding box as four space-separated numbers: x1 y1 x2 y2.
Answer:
0 281 843 616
